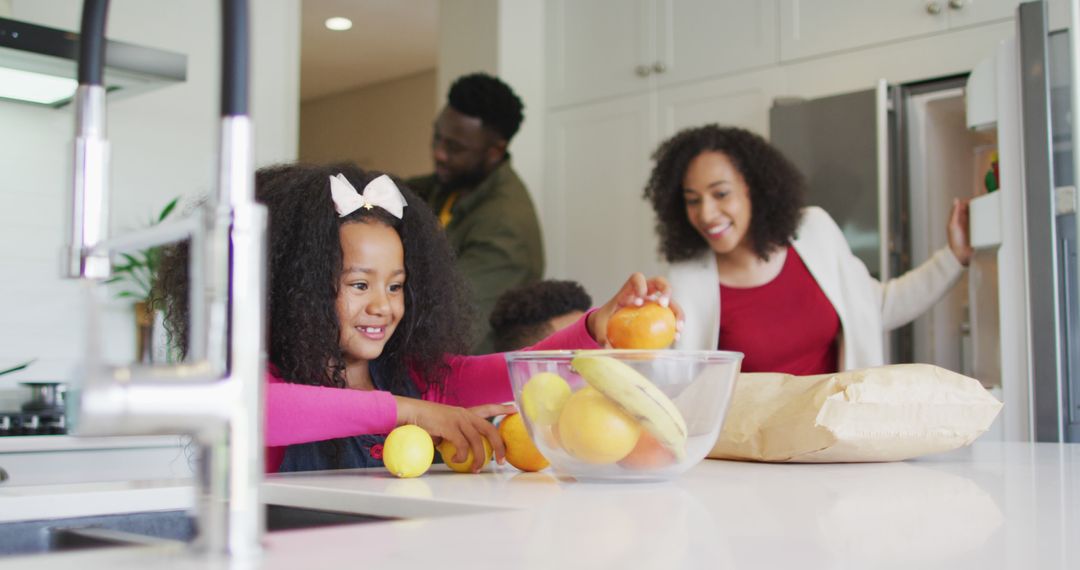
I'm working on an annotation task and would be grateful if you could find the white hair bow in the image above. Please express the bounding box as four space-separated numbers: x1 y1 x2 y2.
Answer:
329 173 408 219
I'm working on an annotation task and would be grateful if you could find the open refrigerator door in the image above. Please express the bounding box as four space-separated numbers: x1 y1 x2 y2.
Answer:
960 0 1076 442
770 0 1078 443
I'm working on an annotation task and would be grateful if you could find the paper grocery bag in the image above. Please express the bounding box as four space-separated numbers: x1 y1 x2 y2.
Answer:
709 364 1003 463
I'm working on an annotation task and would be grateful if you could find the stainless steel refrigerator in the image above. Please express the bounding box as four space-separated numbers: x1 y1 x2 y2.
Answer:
769 0 1078 443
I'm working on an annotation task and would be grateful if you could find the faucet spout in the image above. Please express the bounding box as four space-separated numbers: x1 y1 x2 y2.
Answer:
65 0 265 559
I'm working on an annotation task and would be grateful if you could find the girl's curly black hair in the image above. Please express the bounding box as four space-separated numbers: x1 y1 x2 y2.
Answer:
643 125 805 263
155 163 473 397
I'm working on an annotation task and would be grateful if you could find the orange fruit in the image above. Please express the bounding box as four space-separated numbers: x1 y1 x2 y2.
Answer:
498 413 550 472
606 302 677 349
437 438 492 473
557 387 641 464
618 431 677 470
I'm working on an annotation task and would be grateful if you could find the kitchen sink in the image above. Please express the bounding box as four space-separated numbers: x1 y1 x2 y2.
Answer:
0 504 394 557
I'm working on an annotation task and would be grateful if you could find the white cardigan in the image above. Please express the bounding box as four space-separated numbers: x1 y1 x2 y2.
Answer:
669 206 964 370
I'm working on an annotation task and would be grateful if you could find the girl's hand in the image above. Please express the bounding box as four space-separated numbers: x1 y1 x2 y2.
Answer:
393 397 515 472
947 198 973 267
586 272 685 347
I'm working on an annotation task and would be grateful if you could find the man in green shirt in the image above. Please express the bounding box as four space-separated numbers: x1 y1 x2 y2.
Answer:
408 73 544 354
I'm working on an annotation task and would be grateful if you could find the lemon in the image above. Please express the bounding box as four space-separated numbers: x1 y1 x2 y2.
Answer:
557 387 641 464
383 425 434 478
437 438 493 473
521 372 572 425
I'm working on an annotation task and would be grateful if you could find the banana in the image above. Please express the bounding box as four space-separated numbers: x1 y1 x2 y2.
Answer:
571 354 688 461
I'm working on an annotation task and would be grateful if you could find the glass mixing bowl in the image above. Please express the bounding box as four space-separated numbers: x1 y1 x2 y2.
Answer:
504 350 742 482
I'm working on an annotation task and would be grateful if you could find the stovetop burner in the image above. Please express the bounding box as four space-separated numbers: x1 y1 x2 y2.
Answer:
0 382 67 436
0 410 66 436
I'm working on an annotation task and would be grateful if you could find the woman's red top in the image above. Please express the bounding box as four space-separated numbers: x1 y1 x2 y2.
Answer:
717 246 840 375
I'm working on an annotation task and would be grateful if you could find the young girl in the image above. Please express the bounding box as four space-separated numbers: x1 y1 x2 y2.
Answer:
158 163 680 473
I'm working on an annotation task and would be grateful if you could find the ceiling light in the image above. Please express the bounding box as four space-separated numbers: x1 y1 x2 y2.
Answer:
325 17 353 31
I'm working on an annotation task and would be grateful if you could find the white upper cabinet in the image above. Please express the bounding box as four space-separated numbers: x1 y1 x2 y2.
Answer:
654 0 779 88
657 68 788 139
546 0 653 108
543 94 659 299
945 0 1024 28
779 0 1021 61
780 0 947 60
546 0 780 108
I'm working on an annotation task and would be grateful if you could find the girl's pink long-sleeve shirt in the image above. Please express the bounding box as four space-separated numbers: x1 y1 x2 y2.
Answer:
265 313 599 472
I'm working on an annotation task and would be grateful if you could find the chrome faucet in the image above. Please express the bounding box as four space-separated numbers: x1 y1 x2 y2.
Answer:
63 0 266 558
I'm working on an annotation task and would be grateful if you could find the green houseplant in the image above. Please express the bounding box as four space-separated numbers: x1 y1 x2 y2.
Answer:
105 197 179 363
0 360 35 378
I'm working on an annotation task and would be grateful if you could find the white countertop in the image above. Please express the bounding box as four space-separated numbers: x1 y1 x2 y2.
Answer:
2 441 1078 569
0 479 192 524
0 435 188 454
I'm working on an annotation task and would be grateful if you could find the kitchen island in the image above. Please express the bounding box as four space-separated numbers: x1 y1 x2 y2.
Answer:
1 441 1077 569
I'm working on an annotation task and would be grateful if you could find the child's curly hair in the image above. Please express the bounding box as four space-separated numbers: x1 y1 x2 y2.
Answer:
155 163 473 396
488 280 592 352
643 125 805 263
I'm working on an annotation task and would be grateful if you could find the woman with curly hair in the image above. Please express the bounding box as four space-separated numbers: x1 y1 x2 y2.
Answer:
159 163 675 473
644 125 972 374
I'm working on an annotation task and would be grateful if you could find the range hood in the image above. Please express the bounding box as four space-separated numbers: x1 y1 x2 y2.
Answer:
0 16 185 107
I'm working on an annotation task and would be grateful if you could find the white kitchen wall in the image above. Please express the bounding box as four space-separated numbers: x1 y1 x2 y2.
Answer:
0 0 300 388
436 0 546 216
299 69 436 179
435 0 499 103
497 0 546 215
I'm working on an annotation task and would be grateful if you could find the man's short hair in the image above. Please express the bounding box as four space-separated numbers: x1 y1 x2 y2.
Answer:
490 280 592 352
447 73 525 142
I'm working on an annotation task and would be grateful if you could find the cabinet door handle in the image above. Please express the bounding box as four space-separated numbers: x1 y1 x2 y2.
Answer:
652 61 667 74
948 0 964 9
926 1 942 14
635 65 652 77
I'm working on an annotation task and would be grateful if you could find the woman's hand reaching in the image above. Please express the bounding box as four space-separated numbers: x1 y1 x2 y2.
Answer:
947 198 973 267
393 397 514 472
586 272 685 347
